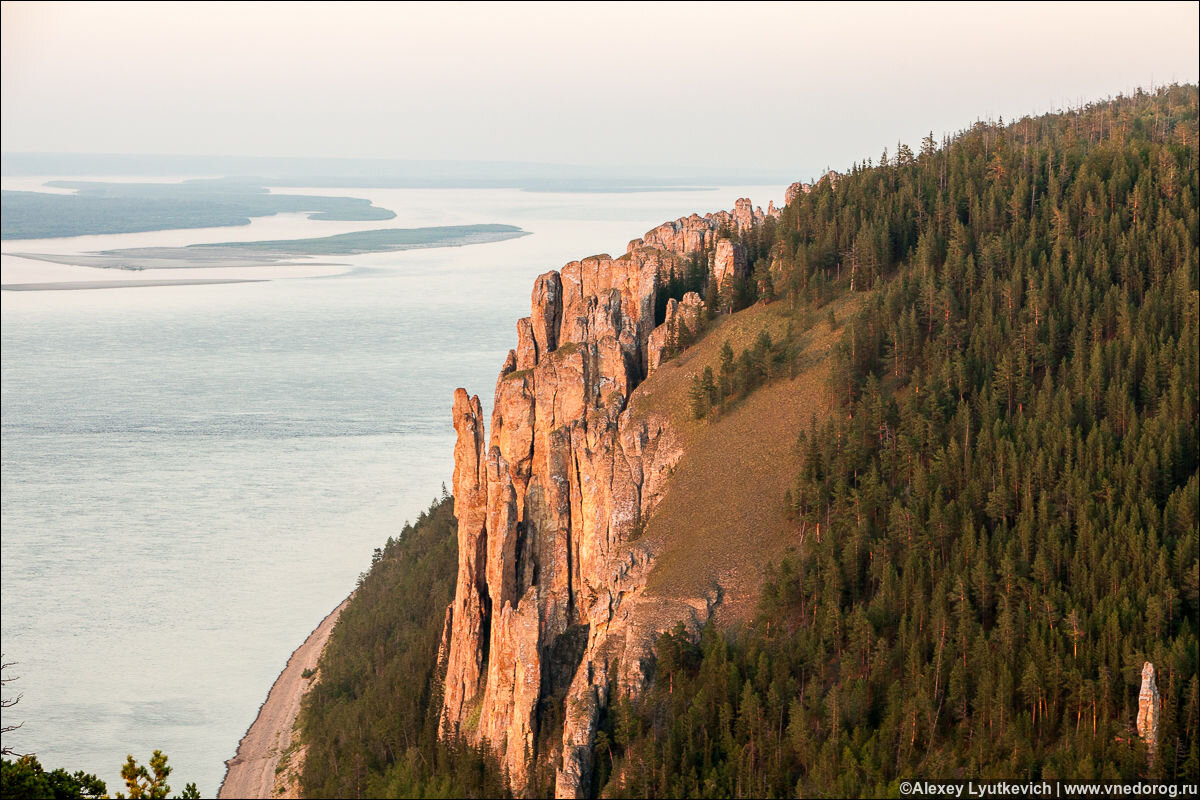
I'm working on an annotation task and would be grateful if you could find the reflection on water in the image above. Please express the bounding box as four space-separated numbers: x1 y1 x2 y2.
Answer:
0 182 782 794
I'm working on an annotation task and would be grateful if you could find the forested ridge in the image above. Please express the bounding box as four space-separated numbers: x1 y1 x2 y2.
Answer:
298 86 1198 797
599 85 1199 794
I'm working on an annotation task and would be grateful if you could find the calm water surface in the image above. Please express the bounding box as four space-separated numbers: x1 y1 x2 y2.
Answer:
0 183 781 793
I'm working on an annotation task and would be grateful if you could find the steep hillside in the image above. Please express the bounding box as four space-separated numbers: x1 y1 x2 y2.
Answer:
631 294 861 623
299 85 1199 798
598 85 1200 794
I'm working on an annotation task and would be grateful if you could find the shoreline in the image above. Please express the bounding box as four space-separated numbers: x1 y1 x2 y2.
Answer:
217 594 353 799
0 278 268 291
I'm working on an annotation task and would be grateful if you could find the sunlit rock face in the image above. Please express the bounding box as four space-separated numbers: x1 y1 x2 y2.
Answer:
1137 661 1160 757
439 196 779 795
712 238 749 290
628 197 765 258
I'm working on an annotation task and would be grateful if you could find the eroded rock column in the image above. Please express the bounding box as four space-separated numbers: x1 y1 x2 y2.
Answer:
439 198 777 795
440 390 490 735
1137 661 1160 758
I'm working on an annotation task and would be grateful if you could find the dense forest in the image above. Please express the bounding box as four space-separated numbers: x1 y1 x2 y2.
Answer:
297 494 510 799
602 85 1199 794
299 86 1198 797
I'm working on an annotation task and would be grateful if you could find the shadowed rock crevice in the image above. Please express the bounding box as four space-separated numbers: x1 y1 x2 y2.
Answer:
545 624 590 701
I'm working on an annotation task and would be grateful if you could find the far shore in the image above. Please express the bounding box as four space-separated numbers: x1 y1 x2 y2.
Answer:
0 278 268 291
218 594 352 800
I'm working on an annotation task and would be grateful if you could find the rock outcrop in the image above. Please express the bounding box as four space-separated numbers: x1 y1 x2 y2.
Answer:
821 168 843 189
1137 661 1160 757
713 238 749 289
784 171 842 205
441 390 490 733
439 197 777 797
628 197 767 257
731 197 762 233
646 291 704 375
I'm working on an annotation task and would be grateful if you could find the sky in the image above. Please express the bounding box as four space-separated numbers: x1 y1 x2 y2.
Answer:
2 1 1198 176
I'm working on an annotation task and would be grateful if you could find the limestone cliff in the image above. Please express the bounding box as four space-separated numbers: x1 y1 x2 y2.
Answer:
438 199 773 797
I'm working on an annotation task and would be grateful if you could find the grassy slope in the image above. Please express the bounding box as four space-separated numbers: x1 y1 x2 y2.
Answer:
627 293 861 624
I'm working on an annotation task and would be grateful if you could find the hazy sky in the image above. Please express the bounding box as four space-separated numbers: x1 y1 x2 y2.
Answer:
2 1 1197 174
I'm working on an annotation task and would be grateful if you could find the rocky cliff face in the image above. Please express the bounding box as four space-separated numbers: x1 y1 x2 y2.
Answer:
713 238 749 289
628 197 769 256
438 199 773 796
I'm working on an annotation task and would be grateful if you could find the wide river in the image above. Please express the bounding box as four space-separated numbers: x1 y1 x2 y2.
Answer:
0 181 782 794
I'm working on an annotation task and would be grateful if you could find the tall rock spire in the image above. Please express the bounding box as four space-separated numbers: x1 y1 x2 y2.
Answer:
440 390 490 736
1137 661 1160 758
439 197 775 794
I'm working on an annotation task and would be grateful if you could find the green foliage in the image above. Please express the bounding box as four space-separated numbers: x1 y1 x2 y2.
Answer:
0 755 105 799
117 750 171 799
689 366 717 419
0 751 194 800
654 254 710 367
298 495 510 799
690 331 792 420
655 253 709 326
600 86 1200 794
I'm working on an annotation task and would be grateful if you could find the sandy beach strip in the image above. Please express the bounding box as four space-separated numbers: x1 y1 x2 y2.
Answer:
1 278 267 291
218 594 352 799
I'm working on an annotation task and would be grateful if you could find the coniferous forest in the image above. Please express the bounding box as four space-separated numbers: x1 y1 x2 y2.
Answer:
298 495 511 799
299 87 1199 797
602 84 1199 795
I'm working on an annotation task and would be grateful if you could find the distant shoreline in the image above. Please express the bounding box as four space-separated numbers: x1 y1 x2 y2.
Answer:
218 594 352 800
0 182 395 240
0 278 267 291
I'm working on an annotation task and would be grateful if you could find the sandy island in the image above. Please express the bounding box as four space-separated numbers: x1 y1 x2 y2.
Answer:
218 595 352 799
